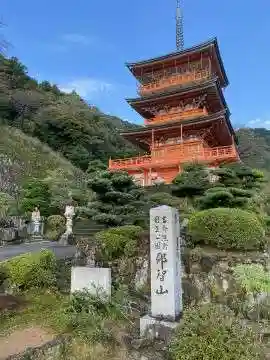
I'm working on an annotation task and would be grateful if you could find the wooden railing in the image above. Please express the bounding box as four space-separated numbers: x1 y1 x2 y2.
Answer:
145 107 208 125
109 145 238 170
138 69 211 96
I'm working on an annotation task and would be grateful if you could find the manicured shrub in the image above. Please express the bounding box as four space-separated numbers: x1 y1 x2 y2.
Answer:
3 249 57 290
172 162 210 198
149 192 181 208
45 215 65 241
187 208 265 250
95 225 144 261
169 304 262 360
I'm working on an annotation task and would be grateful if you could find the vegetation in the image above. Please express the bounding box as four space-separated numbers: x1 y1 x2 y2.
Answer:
20 178 52 216
95 225 144 261
231 264 270 321
2 250 57 291
55 288 135 344
172 163 210 198
237 127 270 171
0 192 16 217
0 55 139 171
81 170 146 227
187 208 265 250
233 264 270 294
169 304 263 360
0 273 139 353
0 125 87 211
2 44 270 360
45 215 66 241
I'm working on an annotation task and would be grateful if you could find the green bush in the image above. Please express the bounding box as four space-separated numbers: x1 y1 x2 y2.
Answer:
45 215 65 241
187 208 265 250
95 225 144 261
3 249 57 290
169 304 262 360
232 264 270 294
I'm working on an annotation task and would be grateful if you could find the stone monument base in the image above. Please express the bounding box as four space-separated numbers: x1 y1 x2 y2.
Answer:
140 314 180 342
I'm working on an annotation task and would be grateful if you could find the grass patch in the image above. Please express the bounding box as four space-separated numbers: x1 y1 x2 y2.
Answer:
0 286 138 344
0 291 69 336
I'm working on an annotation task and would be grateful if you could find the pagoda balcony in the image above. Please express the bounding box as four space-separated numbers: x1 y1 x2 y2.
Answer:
144 107 208 125
109 144 239 170
138 68 211 96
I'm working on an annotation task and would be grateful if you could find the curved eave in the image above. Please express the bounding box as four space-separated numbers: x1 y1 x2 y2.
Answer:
126 77 229 118
122 110 235 142
126 38 229 88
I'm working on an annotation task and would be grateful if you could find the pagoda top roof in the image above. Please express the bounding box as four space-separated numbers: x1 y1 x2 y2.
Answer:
126 77 225 104
126 38 229 88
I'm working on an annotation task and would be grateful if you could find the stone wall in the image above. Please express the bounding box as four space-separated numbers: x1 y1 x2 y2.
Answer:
0 216 46 245
182 247 269 306
133 245 270 308
4 335 71 360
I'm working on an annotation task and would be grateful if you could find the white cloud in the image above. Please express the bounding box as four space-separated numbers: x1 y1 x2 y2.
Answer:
246 118 270 129
59 78 113 98
61 33 95 46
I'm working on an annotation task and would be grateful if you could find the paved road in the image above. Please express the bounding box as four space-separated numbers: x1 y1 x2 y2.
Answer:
0 241 76 262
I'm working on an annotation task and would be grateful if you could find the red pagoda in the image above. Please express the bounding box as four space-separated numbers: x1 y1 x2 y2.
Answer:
109 3 239 186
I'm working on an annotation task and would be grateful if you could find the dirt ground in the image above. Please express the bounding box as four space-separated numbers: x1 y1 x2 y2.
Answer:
0 326 54 359
0 294 24 311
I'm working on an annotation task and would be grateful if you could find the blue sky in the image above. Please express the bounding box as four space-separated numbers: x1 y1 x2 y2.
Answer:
2 0 270 128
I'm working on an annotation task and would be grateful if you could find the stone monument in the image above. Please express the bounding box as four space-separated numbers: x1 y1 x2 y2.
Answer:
71 267 111 299
140 205 183 340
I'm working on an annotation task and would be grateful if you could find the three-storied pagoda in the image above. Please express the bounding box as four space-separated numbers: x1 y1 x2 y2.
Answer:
109 4 239 186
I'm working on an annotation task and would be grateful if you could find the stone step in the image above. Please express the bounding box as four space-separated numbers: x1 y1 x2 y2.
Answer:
27 235 44 243
74 229 104 234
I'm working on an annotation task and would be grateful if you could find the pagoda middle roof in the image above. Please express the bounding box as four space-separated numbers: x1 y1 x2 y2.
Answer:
126 38 229 88
126 78 229 119
121 110 235 143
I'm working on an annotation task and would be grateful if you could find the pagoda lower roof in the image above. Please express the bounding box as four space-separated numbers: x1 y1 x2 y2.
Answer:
126 78 228 118
121 110 235 150
126 38 229 88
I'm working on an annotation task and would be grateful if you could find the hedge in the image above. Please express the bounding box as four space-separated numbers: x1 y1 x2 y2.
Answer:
187 208 265 250
3 249 57 290
45 215 65 241
94 225 144 261
169 304 262 360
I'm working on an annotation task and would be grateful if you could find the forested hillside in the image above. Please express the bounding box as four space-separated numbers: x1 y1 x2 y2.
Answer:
236 128 270 170
0 55 139 172
2 54 270 177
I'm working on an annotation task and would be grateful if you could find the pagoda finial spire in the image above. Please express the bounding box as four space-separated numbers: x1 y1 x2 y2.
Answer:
176 0 184 51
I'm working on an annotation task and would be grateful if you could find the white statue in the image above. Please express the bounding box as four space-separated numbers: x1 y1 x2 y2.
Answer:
31 207 41 234
64 204 75 234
